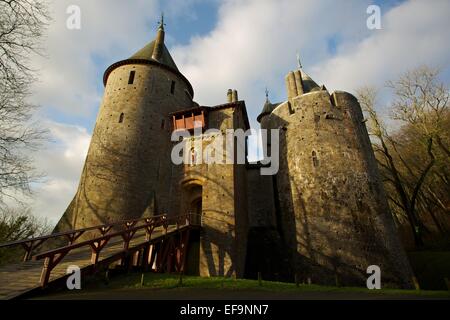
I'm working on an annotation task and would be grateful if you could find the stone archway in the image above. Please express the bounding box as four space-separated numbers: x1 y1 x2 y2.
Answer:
181 182 202 226
190 196 202 225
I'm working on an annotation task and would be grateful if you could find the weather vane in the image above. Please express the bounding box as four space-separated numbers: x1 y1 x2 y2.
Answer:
158 12 166 30
296 51 302 69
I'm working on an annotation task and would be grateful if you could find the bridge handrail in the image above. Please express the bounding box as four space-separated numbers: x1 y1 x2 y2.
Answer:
0 213 171 261
31 213 192 286
33 219 158 260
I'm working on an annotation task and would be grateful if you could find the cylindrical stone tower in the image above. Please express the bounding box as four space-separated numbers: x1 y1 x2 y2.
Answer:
55 21 194 231
261 68 414 288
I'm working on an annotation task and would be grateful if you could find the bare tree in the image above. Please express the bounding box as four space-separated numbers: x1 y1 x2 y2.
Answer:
358 88 425 246
388 66 449 238
389 66 449 155
0 0 50 205
0 206 50 264
357 66 449 247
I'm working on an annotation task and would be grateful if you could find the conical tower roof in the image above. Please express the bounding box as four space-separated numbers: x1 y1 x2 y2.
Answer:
129 15 178 71
300 70 320 93
103 15 193 97
257 89 280 122
295 53 320 93
129 40 179 71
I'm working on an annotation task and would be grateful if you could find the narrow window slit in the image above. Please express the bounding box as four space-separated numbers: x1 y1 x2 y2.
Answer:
312 151 319 167
128 71 135 84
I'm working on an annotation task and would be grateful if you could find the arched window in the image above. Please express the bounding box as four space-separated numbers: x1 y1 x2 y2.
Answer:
312 150 319 167
170 80 176 94
190 147 197 166
119 113 124 123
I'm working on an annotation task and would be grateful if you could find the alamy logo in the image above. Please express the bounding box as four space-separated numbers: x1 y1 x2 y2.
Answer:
66 5 81 30
366 265 381 289
366 5 381 30
170 123 280 175
66 265 81 290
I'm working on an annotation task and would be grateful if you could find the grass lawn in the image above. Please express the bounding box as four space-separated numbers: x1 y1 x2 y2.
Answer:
408 251 450 290
33 272 450 300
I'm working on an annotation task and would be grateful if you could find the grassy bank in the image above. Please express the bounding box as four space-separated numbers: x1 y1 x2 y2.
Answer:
408 250 450 290
43 271 449 299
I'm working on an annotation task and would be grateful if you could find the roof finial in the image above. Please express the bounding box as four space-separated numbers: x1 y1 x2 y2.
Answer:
158 12 166 31
152 13 166 61
265 87 269 102
296 51 303 70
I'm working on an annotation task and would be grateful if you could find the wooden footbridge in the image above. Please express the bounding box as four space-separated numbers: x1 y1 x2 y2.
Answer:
0 213 199 300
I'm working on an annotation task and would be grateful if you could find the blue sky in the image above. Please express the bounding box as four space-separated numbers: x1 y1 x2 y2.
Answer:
39 0 222 131
162 0 220 45
18 0 450 223
36 0 409 132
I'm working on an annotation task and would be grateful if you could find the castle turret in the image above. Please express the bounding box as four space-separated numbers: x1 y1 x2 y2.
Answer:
262 65 414 288
257 89 277 123
257 89 279 159
55 18 195 232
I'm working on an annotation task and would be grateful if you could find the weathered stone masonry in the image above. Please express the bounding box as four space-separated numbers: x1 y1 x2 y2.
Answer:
54 22 414 287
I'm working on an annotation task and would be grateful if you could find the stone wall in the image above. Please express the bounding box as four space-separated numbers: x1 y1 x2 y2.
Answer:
54 62 194 232
244 164 291 281
246 165 276 228
52 42 414 289
170 103 249 277
265 83 414 288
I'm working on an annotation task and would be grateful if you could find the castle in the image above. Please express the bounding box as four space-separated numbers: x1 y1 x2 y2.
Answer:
54 20 414 288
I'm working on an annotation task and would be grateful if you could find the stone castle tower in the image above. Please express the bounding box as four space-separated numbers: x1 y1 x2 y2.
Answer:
251 66 414 288
55 19 195 230
54 20 414 287
55 19 249 277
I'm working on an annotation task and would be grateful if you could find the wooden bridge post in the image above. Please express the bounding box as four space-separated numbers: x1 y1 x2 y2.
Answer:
22 242 33 262
142 244 151 271
148 244 157 271
38 251 68 287
91 251 100 265
40 257 52 287
132 250 141 267
89 238 110 267
179 229 190 273
123 234 130 251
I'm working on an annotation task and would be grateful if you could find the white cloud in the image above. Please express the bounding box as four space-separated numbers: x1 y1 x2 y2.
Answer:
28 121 91 225
173 0 450 117
313 0 450 94
172 0 373 115
30 0 159 117
172 0 450 157
23 0 450 222
24 0 159 223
